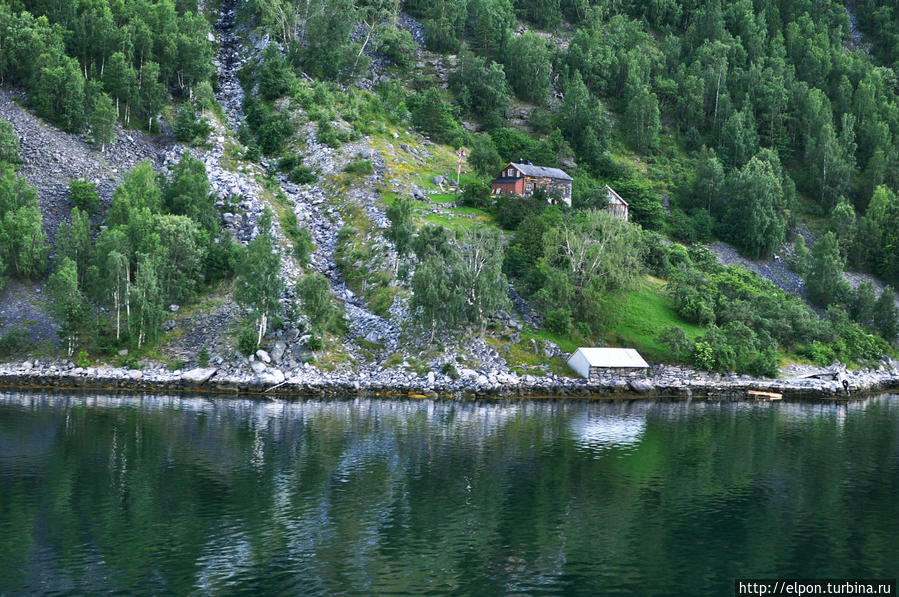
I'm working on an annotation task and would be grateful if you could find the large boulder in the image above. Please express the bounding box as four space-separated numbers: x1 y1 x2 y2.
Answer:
629 379 655 394
270 341 287 364
255 369 285 386
181 368 218 385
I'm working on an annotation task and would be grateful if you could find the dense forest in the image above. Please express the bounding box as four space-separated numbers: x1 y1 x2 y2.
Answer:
1 0 899 375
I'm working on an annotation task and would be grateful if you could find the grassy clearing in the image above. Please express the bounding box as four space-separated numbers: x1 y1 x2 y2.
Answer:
599 276 705 362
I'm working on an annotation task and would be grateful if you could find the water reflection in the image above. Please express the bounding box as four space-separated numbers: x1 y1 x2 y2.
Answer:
1 391 898 595
569 402 649 454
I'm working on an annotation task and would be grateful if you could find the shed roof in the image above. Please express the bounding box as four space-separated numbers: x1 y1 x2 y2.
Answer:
568 347 649 368
509 162 573 181
605 185 628 206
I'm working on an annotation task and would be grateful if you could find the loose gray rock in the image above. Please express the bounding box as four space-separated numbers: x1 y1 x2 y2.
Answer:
256 349 271 364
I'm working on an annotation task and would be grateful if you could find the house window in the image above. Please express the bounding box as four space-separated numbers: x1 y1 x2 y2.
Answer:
525 183 532 192
508 168 514 177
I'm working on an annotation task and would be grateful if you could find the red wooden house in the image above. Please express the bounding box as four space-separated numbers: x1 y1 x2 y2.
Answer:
490 162 573 206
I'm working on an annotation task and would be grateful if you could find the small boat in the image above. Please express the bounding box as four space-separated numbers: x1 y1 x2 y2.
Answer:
748 390 782 401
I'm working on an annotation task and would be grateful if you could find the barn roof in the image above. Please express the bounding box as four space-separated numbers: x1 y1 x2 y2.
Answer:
510 162 573 181
568 347 649 368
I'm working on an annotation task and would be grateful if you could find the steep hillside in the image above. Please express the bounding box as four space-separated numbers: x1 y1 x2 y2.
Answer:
2 0 899 382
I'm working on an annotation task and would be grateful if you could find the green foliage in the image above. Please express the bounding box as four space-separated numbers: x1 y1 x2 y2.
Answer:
68 179 99 213
76 349 90 368
412 225 508 340
298 272 342 336
873 286 898 342
376 25 418 68
503 33 552 105
258 46 293 101
658 326 693 361
281 209 314 263
536 210 644 334
386 195 416 259
460 181 491 209
235 210 284 346
558 72 610 169
48 257 88 355
722 154 789 259
449 54 511 125
806 232 849 307
174 103 211 144
259 112 293 155
0 166 48 279
289 165 317 184
610 178 665 231
469 133 502 178
623 85 661 153
163 152 216 233
0 328 30 359
408 89 466 146
830 198 857 258
0 120 22 165
343 159 374 175
55 207 92 287
440 361 459 380
788 235 810 276
237 325 258 356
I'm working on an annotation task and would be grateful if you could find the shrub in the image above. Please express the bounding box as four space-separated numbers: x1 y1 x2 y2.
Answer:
343 159 374 175
282 210 314 262
258 113 292 155
76 349 90 368
306 336 323 351
198 345 210 367
68 179 100 213
316 117 342 148
460 181 491 208
174 103 211 143
797 341 836 367
289 165 317 184
545 308 573 334
277 156 299 172
0 328 30 358
238 326 258 356
376 26 417 68
441 361 459 379
658 326 692 361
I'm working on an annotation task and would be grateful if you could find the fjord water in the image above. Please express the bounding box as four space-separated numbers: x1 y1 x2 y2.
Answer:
1 393 897 596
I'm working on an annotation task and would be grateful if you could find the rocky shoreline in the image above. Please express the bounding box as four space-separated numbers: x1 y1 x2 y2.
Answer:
2 360 899 401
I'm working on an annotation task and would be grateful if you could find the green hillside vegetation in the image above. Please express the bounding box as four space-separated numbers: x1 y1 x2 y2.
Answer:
3 0 899 375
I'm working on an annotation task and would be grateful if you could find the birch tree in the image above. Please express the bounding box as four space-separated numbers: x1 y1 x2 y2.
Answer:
235 210 283 348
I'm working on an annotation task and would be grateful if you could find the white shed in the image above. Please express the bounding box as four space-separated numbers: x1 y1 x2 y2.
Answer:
567 347 650 379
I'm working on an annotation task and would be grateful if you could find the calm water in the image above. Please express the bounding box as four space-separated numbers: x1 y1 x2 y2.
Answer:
1 392 898 596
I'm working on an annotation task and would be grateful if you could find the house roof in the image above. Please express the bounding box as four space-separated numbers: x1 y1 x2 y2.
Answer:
509 162 573 181
568 347 649 368
605 185 628 206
